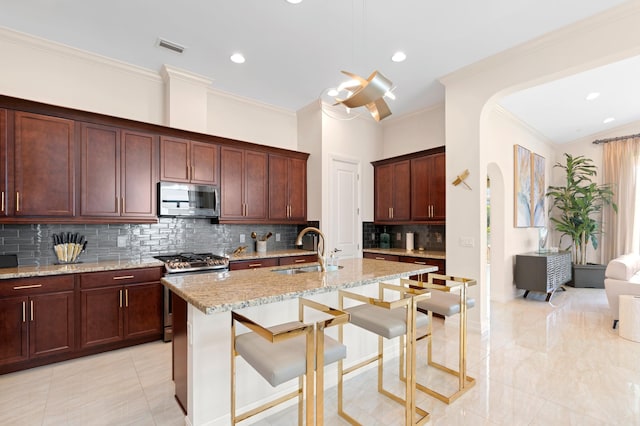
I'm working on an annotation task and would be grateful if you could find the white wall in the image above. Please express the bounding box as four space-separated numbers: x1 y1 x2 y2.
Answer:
485 106 555 302
381 104 445 158
297 101 323 221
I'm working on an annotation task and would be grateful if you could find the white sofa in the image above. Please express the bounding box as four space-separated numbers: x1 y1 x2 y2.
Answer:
604 253 640 328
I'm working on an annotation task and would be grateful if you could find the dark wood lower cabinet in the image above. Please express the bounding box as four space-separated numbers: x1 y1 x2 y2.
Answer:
1 267 163 375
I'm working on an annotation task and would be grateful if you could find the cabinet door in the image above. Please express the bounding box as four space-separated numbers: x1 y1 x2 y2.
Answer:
191 142 219 185
268 155 289 221
13 112 75 216
81 286 123 348
392 161 411 221
220 146 244 219
121 130 157 217
429 153 446 221
0 109 7 217
81 123 121 216
160 136 190 183
374 164 394 221
29 291 74 359
410 156 430 221
0 296 28 366
244 150 268 220
123 282 162 339
288 157 307 222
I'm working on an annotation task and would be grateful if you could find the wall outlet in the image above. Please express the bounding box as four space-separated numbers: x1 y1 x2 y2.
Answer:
239 234 245 243
459 237 474 247
275 233 281 242
397 233 402 241
117 235 128 248
371 232 376 241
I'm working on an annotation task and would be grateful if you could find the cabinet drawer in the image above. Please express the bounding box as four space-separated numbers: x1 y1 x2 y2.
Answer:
229 258 279 271
0 275 74 297
363 252 400 262
80 267 163 289
400 256 445 272
279 254 316 266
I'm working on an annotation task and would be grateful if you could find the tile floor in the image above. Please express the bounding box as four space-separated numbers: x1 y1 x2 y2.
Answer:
1 287 639 425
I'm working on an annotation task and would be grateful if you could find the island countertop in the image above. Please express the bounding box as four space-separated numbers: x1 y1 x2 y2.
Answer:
161 257 436 315
363 248 446 259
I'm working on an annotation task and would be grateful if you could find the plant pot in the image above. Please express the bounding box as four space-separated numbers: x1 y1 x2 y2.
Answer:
569 263 606 288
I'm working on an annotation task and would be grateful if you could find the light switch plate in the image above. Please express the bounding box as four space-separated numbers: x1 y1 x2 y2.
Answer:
239 234 245 243
276 233 281 242
397 233 402 241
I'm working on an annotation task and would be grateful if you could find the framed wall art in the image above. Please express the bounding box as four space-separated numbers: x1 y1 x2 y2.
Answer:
514 145 531 227
532 153 546 227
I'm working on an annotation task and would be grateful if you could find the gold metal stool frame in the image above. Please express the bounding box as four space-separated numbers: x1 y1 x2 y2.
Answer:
401 273 476 404
337 282 431 426
231 298 349 425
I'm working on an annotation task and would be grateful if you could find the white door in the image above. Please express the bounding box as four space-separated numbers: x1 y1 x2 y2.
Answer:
329 157 360 259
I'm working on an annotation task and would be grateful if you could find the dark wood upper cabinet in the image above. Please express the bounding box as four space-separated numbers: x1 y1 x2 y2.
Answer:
411 152 445 221
374 160 411 222
81 125 157 219
220 146 267 222
0 109 7 217
13 112 75 217
268 154 307 223
160 137 219 185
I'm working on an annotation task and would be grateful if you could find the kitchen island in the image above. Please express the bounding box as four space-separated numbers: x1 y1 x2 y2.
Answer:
161 257 436 426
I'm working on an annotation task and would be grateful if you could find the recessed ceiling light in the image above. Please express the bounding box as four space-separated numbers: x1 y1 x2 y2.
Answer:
285 0 303 4
327 88 339 97
391 51 407 63
585 92 600 101
230 53 245 64
603 117 616 124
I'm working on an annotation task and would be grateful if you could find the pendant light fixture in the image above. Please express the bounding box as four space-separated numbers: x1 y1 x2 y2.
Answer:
333 70 393 121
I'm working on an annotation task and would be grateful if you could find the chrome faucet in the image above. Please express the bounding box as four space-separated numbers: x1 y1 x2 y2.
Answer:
295 227 326 271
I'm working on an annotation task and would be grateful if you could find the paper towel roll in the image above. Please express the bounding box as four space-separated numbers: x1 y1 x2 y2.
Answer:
619 295 640 343
406 233 414 251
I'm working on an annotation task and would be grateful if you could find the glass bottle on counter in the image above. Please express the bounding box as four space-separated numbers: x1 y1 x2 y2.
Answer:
379 227 390 249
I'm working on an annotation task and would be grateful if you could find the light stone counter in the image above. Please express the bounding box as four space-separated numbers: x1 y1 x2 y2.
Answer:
162 257 436 315
363 247 446 260
0 258 164 279
228 248 315 261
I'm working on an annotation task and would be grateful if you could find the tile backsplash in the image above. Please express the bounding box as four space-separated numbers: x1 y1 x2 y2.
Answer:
0 219 305 266
362 222 445 251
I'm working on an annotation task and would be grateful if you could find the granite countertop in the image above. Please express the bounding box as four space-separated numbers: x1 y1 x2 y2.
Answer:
0 258 165 280
228 249 316 261
161 257 437 315
363 248 446 260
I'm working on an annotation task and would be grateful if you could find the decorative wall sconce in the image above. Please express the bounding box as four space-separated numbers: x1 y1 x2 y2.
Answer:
452 169 471 190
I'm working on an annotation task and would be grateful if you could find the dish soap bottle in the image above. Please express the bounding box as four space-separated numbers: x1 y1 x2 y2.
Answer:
380 227 390 249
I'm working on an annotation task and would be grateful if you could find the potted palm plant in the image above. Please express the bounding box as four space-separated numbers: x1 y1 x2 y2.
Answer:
546 153 617 287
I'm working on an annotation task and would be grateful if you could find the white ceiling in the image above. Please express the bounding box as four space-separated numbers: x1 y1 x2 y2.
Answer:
0 0 634 142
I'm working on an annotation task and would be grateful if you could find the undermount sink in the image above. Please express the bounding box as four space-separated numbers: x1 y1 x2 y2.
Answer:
272 264 343 275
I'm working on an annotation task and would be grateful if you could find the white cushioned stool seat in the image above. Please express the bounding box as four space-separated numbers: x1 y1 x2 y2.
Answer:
417 291 475 317
346 303 430 339
236 321 347 387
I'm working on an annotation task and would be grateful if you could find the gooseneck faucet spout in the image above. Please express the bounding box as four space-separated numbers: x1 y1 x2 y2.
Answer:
295 227 326 271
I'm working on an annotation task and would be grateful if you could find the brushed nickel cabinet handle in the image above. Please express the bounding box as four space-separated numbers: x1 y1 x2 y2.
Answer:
119 289 123 308
22 301 26 322
125 289 129 307
13 284 43 290
414 261 427 265
121 197 125 214
113 275 134 280
16 192 20 212
248 263 262 268
30 300 34 321
294 259 306 263
375 257 386 260
1 191 4 212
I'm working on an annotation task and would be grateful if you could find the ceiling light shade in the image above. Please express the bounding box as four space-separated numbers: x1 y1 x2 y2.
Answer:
230 53 245 64
334 70 393 121
603 117 615 124
585 92 600 101
285 0 303 3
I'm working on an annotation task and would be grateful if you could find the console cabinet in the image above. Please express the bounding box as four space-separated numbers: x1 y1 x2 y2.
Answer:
515 251 572 301
0 275 75 367
160 136 219 185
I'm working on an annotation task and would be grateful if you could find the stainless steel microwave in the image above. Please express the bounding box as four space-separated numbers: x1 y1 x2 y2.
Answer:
157 182 220 220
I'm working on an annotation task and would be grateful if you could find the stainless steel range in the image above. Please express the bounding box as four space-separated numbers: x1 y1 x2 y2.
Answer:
154 252 230 342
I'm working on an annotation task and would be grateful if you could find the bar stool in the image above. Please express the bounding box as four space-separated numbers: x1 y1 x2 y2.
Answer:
401 273 476 404
337 282 431 426
231 298 349 425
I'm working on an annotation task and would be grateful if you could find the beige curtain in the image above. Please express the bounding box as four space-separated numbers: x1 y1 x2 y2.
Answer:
601 137 640 263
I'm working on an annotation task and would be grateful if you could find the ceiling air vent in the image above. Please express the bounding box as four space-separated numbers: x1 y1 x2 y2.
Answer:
157 38 185 54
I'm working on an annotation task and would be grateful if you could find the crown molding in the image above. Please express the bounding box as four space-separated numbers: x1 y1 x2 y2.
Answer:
492 105 555 147
0 26 161 83
381 102 445 126
160 64 212 87
207 86 296 117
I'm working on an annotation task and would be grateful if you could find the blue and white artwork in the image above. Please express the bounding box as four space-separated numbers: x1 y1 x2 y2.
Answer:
514 145 531 227
532 153 546 227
